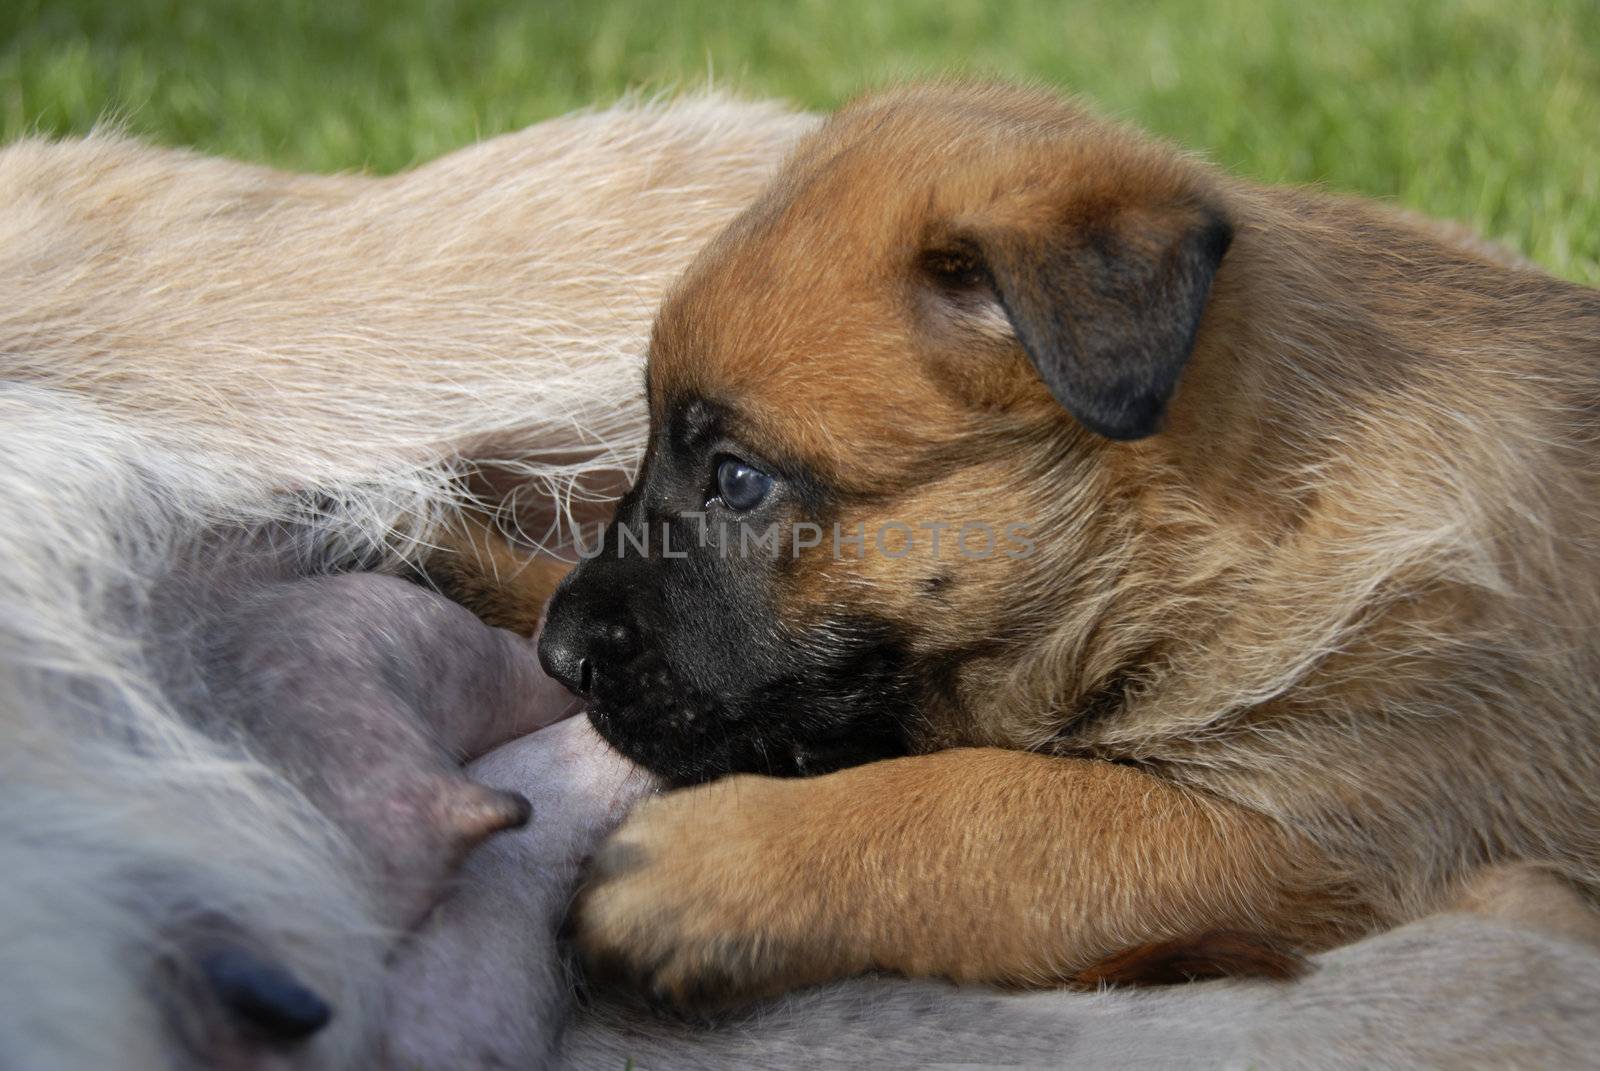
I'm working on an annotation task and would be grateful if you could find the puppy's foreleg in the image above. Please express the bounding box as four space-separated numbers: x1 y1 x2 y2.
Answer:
420 510 575 635
571 747 1364 1009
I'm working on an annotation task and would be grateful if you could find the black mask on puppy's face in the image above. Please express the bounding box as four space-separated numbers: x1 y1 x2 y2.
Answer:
538 397 919 785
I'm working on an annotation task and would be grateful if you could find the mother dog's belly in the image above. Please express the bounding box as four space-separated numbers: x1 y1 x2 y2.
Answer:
383 717 655 1070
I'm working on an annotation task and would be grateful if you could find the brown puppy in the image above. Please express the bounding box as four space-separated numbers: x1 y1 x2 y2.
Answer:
541 82 1600 1008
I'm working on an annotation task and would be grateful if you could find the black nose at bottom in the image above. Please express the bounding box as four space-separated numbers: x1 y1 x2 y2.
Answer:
538 622 593 698
199 945 332 1041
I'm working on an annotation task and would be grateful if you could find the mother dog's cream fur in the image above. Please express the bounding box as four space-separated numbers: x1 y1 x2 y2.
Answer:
0 95 813 1069
1 96 812 522
4 91 1600 1069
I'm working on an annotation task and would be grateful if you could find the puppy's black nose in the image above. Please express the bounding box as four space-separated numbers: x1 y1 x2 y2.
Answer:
538 613 594 697
540 559 641 699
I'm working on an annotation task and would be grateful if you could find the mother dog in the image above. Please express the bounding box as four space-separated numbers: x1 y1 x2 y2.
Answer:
552 81 1600 1006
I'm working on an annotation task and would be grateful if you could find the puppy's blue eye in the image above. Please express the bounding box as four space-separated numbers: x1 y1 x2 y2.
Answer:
715 457 773 511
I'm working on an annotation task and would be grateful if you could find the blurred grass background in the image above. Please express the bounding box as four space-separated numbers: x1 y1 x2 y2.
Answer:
2 0 1596 281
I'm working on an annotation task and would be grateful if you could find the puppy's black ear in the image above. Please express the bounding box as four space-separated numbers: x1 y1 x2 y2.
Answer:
962 202 1232 440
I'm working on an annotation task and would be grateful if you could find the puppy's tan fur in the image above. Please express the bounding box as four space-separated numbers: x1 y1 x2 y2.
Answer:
573 82 1600 1004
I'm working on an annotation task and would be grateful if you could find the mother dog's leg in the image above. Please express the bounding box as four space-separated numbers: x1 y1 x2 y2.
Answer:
572 748 1358 1009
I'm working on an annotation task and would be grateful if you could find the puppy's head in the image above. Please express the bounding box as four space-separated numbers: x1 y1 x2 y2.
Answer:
540 84 1235 783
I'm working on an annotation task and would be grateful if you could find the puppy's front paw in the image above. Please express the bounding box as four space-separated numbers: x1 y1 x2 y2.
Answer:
568 774 865 1011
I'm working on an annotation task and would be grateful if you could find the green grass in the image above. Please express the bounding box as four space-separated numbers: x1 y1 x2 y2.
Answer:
3 0 1597 282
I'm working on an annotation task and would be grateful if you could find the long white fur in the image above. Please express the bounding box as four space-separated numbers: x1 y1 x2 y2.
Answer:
0 388 383 1068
